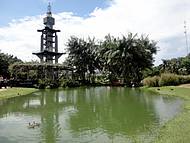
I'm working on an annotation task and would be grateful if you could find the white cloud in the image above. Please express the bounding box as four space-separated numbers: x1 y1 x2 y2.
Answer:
0 0 190 65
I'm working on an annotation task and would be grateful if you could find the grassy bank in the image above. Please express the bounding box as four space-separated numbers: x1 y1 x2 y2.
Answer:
147 86 190 143
0 88 37 100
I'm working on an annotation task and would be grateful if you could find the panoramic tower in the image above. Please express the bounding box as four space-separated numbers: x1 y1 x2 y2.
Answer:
33 3 63 64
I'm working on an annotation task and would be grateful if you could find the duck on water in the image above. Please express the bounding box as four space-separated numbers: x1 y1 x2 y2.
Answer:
28 121 40 129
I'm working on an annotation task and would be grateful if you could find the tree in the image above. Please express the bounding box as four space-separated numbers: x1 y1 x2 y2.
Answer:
158 55 190 75
0 51 22 78
100 33 157 86
66 36 102 84
65 33 158 87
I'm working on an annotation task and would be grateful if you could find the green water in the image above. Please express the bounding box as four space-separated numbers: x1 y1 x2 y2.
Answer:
0 87 182 143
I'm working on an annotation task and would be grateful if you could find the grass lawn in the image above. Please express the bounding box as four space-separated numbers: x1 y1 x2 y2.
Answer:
147 86 190 143
0 87 38 100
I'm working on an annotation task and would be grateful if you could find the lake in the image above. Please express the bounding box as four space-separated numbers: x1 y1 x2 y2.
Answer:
0 87 182 143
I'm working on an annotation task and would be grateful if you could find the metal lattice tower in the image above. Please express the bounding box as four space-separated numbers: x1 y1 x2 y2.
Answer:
33 3 64 64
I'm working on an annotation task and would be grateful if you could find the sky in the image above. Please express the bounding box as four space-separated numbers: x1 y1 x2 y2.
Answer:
0 0 190 65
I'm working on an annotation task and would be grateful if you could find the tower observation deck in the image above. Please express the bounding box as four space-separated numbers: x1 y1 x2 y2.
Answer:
33 3 64 64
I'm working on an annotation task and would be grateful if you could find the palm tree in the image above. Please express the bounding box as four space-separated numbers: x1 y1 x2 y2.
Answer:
100 34 157 86
66 36 102 84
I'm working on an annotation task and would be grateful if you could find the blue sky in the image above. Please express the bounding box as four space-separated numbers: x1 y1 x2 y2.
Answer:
0 0 108 26
0 0 190 65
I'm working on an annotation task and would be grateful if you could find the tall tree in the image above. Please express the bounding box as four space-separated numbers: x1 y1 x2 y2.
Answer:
65 33 157 86
66 36 101 84
100 33 157 86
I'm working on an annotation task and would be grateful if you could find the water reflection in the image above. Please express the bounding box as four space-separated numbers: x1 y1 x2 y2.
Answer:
0 87 182 143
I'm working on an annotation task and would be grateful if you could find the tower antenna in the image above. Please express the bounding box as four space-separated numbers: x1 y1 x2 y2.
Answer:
47 2 52 16
184 21 189 55
48 2 51 12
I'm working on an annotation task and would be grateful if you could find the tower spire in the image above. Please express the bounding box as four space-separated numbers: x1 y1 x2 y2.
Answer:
47 2 52 17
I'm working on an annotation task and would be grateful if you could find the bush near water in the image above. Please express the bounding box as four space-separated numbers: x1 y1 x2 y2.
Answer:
143 73 190 87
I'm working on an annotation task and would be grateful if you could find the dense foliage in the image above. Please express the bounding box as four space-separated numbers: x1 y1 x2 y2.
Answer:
143 73 190 87
144 55 190 78
66 33 158 86
0 51 22 78
66 37 102 84
143 54 190 87
160 55 190 75
8 63 72 88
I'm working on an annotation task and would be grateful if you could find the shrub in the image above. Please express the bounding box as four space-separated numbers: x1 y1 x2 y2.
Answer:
38 79 60 89
143 73 190 87
143 76 160 87
159 73 179 86
38 79 47 89
178 75 190 84
60 78 80 88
